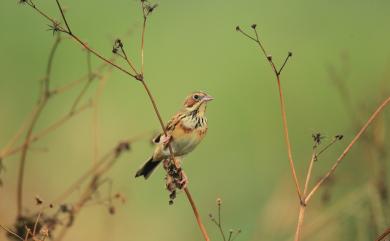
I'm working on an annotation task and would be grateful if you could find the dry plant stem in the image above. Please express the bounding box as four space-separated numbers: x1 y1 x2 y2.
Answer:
27 1 136 79
295 95 390 241
46 132 148 209
54 139 133 241
16 35 61 217
211 203 227 241
32 211 42 236
305 95 390 204
294 206 306 241
184 188 211 241
25 1 210 240
70 51 93 113
140 72 211 241
276 78 303 201
218 204 226 241
295 150 316 241
135 8 210 240
303 151 317 196
119 46 138 75
4 103 91 158
0 224 23 241
141 1 146 75
375 227 390 241
0 106 36 158
238 27 302 201
238 27 390 241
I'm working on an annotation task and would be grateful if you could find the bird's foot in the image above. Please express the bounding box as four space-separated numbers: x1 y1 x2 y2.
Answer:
178 170 189 189
160 134 171 146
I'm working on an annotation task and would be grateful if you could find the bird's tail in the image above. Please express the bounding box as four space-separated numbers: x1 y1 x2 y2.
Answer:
135 156 161 179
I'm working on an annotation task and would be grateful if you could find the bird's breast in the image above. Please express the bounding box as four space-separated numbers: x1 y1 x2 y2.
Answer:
171 115 208 156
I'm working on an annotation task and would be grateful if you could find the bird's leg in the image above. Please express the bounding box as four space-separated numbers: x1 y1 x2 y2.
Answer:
160 134 171 146
178 169 189 189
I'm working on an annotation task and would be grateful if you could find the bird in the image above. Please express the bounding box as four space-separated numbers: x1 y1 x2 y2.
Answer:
135 91 213 180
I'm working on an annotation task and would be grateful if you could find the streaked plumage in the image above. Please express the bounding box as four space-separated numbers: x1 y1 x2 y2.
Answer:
135 91 213 179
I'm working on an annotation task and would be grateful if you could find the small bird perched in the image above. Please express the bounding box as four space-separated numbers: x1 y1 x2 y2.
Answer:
135 91 213 181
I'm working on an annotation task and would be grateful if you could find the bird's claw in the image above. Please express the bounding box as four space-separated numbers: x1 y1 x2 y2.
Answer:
178 170 188 189
160 134 171 146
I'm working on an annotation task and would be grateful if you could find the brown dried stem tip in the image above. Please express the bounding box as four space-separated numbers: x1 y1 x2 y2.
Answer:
209 198 241 241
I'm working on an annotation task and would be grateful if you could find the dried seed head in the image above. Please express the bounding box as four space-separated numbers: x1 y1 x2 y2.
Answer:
60 204 69 213
335 134 343 140
288 51 293 57
235 26 240 31
40 225 49 237
312 133 323 145
267 55 272 61
216 198 222 206
108 206 116 215
35 195 43 205
251 24 257 29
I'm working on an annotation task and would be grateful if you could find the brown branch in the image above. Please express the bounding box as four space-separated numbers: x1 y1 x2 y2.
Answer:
237 25 302 201
305 95 390 203
375 227 390 241
52 138 136 241
54 0 72 34
3 102 91 159
23 1 210 240
16 35 62 217
0 224 24 241
0 106 37 158
238 24 390 241
70 51 94 113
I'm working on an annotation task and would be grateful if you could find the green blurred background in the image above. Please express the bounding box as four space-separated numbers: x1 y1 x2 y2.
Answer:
1 0 390 240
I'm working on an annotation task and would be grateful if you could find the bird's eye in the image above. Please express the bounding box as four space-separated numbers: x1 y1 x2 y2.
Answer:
193 94 200 100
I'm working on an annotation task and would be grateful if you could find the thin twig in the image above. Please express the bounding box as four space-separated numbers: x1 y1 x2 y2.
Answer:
0 224 24 241
184 189 211 241
218 203 227 241
237 26 302 201
23 1 211 240
70 51 94 113
305 95 390 203
54 0 72 34
277 52 292 76
375 227 390 241
16 35 62 217
303 150 317 196
119 42 138 75
316 136 341 158
32 211 42 236
140 1 147 75
4 102 91 159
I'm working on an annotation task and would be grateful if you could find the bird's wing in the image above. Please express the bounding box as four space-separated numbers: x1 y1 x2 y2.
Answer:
152 113 185 144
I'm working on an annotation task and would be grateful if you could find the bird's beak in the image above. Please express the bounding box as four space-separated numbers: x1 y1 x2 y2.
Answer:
203 95 214 102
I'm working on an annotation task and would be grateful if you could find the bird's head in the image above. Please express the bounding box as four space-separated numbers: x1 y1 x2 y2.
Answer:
183 91 214 115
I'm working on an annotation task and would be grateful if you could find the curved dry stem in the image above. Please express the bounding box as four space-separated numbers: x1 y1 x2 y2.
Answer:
305 95 390 203
16 36 62 217
375 227 390 241
237 26 302 201
22 1 211 240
